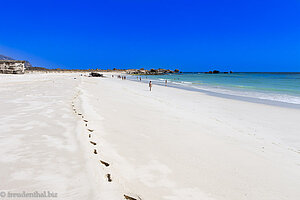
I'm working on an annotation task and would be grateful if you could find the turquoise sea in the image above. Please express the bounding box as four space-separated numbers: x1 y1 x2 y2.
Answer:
134 72 300 105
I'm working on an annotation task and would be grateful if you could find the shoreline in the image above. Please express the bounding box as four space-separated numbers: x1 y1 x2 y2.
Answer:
127 76 300 109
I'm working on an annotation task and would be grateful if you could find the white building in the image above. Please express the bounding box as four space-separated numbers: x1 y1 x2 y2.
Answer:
0 60 25 74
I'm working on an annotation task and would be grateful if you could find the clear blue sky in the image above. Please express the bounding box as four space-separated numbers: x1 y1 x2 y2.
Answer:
0 0 299 72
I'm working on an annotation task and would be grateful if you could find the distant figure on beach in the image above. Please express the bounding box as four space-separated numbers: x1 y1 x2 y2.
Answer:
165 80 167 86
137 77 139 80
140 77 142 81
149 81 152 91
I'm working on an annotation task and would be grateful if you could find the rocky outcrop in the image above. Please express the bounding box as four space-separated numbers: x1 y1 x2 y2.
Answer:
205 70 233 74
126 68 180 75
89 72 104 77
205 70 220 74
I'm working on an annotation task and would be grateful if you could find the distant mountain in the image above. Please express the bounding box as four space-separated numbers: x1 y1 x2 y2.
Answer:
0 55 13 60
0 54 32 68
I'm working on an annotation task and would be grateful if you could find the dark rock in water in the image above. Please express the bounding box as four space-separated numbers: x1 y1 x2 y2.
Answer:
89 72 104 77
205 70 220 74
230 70 233 73
174 69 180 73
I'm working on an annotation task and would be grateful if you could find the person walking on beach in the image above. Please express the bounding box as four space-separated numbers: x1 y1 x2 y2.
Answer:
149 81 152 91
165 79 167 86
140 77 142 81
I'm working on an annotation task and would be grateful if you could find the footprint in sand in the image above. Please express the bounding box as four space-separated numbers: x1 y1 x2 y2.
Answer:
106 174 112 182
89 134 91 138
100 160 110 167
94 149 98 154
90 141 97 145
88 129 94 132
124 194 141 200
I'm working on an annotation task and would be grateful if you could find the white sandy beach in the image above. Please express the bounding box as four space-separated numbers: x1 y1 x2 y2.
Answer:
1 73 300 200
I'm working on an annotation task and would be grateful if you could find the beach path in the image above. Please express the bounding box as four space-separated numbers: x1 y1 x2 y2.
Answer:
0 74 101 200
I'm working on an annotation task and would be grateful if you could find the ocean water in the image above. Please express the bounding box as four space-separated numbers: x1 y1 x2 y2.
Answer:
134 72 300 105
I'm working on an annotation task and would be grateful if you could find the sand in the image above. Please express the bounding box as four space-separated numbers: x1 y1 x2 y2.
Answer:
0 73 300 200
